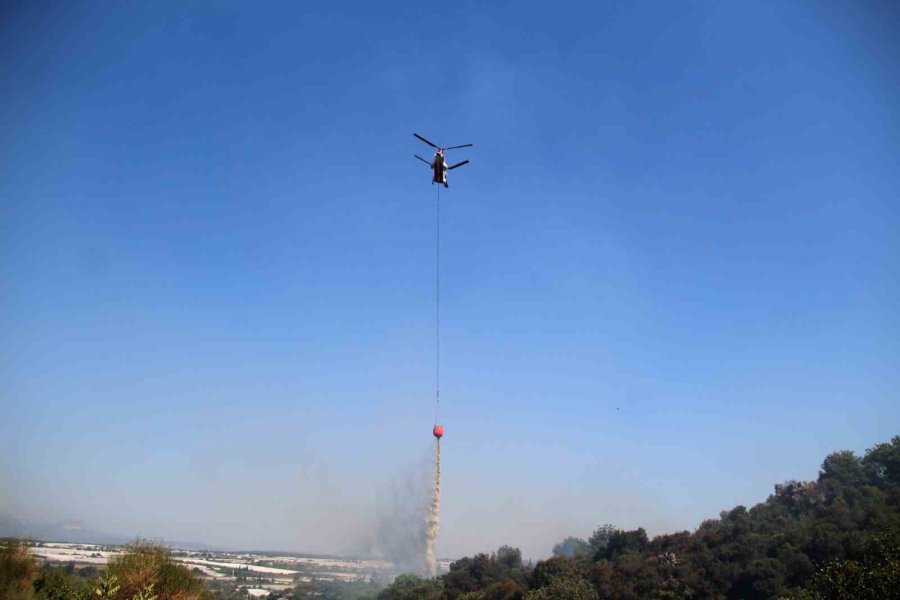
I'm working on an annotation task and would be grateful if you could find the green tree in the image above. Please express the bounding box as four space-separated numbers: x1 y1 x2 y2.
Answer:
480 579 526 600
601 529 649 561
862 436 900 490
496 547 522 571
803 531 900 599
530 557 576 590
376 573 441 600
587 525 616 557
730 558 786 600
524 576 597 600
820 451 868 488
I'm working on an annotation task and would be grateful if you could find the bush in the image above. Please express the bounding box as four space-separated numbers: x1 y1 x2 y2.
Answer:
104 541 209 600
0 540 39 600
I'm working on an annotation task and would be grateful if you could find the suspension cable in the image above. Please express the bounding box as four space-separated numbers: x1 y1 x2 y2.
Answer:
435 184 441 425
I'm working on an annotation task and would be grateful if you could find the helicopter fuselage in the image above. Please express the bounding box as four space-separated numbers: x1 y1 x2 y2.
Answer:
431 155 447 185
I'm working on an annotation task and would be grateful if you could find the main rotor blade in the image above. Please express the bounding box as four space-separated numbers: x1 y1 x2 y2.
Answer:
447 160 469 170
414 154 431 165
414 133 439 149
444 144 473 150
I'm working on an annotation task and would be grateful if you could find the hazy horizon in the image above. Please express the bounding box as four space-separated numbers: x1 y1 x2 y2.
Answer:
2 1 897 562
1 435 894 560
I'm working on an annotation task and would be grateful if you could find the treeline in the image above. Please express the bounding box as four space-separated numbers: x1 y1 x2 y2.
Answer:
374 435 900 600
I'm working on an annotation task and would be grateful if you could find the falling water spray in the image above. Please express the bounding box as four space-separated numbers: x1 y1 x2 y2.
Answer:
425 436 441 575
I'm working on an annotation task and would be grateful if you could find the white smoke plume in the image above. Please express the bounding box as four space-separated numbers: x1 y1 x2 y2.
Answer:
367 443 439 577
373 468 429 575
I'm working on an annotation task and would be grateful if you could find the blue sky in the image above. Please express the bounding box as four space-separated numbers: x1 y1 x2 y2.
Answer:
1 1 898 559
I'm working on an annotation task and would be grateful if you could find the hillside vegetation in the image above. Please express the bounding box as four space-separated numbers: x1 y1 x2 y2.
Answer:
373 436 900 600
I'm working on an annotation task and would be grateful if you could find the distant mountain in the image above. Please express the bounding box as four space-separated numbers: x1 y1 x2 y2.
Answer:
0 513 131 545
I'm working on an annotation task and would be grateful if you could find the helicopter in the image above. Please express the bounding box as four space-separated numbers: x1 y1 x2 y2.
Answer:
413 133 472 188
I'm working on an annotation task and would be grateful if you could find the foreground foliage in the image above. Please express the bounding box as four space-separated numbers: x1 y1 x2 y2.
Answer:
0 541 209 600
